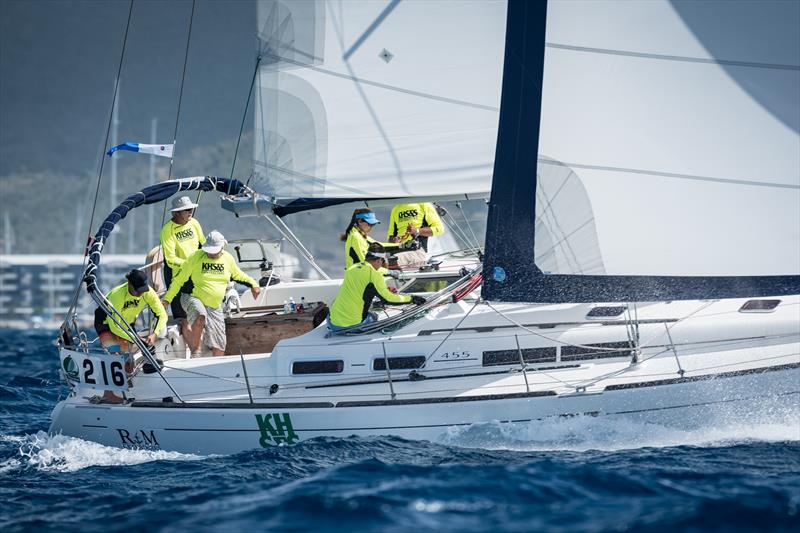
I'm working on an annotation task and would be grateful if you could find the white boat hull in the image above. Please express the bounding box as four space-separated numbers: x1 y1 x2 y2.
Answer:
50 363 799 455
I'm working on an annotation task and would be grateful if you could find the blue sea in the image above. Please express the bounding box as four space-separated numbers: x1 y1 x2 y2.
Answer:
1 329 799 532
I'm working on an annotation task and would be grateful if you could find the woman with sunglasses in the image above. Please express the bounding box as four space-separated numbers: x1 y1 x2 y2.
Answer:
340 208 418 271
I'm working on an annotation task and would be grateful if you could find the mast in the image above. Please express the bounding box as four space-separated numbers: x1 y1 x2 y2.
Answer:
482 0 548 301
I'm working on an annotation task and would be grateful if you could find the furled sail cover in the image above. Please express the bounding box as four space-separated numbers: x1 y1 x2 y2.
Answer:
537 0 799 278
252 0 506 201
484 0 799 303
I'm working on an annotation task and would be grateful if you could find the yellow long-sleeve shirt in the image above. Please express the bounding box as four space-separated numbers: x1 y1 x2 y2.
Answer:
387 203 444 251
344 227 399 270
160 218 205 272
163 249 257 309
329 262 412 327
103 282 167 342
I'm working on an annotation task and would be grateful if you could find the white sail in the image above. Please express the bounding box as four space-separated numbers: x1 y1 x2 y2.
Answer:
538 0 800 277
253 0 506 200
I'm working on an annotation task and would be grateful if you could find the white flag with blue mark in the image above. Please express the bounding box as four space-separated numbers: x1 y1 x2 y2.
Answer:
107 142 174 158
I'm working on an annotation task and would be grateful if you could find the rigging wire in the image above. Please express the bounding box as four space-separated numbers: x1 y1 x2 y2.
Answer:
239 55 263 191
159 0 197 229
454 201 482 251
64 0 135 320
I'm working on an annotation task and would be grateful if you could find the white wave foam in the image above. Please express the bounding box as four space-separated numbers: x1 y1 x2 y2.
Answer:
439 408 800 452
3 432 207 473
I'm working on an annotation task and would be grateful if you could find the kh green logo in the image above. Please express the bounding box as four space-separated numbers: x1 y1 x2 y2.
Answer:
256 413 299 447
62 356 79 381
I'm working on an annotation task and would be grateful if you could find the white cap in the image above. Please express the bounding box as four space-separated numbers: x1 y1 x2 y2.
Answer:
202 230 226 254
170 196 199 212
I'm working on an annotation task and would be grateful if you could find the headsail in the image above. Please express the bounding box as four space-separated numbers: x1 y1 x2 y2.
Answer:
483 0 800 302
251 0 506 202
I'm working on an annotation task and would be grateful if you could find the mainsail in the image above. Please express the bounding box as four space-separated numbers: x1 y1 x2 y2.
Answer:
483 0 800 302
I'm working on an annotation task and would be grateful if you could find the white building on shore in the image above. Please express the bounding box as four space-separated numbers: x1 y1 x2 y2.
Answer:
0 254 145 329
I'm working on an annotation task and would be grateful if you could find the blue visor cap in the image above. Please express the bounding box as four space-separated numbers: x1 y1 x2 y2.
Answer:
356 212 380 225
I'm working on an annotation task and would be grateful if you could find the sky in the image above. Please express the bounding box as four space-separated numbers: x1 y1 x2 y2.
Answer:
0 0 257 179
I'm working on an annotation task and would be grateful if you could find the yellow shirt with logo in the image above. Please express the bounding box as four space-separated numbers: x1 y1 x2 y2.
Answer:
160 218 205 272
344 227 398 270
329 262 411 327
163 249 257 309
387 203 444 244
104 282 168 342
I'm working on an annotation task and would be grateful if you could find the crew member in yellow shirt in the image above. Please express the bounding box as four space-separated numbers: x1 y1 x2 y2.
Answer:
93 269 168 403
387 202 445 267
160 195 205 324
388 203 445 249
162 231 261 356
94 269 168 352
328 243 425 332
340 208 415 272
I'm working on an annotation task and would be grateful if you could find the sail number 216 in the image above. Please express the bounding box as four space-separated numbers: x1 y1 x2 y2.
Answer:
82 359 126 387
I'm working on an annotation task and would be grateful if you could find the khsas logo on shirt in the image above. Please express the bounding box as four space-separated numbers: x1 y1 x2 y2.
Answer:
175 228 195 240
398 209 418 220
202 262 225 273
123 299 140 310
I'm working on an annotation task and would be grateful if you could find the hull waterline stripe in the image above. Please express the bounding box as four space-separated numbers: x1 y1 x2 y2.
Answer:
150 390 798 434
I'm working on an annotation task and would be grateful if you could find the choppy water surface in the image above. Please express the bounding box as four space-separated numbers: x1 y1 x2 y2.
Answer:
2 329 798 532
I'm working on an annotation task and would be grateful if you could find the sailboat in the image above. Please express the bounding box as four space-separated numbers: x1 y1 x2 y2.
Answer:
51 0 799 454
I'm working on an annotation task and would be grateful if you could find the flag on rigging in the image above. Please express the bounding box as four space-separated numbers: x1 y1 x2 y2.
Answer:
106 142 174 158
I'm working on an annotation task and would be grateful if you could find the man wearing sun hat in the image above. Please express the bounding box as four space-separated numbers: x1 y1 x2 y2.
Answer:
162 230 261 356
160 195 205 323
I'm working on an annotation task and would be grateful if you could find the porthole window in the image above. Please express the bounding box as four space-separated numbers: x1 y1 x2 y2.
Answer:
586 306 626 319
483 347 557 366
292 360 344 374
561 342 634 361
739 300 780 313
373 356 426 371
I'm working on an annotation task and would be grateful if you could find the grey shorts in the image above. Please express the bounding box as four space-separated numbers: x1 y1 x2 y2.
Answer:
181 293 226 351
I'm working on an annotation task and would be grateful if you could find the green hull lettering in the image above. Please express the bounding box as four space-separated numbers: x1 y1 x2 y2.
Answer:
256 413 299 447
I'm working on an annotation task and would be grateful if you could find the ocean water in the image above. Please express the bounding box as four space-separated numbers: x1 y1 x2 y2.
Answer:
1 329 799 532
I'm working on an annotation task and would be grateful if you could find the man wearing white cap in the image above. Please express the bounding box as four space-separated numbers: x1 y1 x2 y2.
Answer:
162 231 261 356
160 195 205 325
